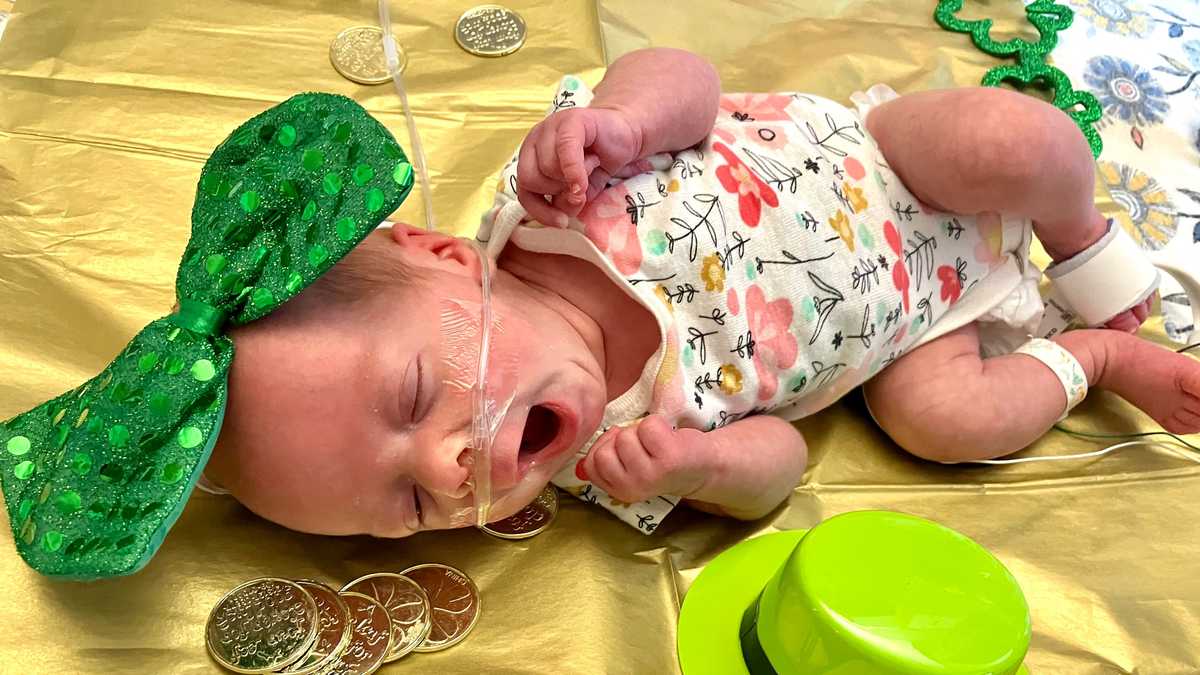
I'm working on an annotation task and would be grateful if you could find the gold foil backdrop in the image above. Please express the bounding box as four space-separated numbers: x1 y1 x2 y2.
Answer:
0 1 1196 673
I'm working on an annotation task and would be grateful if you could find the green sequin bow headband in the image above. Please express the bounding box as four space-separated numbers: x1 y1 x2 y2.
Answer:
935 0 1104 157
0 93 414 579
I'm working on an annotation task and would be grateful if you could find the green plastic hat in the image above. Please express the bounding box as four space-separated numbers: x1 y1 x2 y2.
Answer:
678 511 1032 674
0 93 415 579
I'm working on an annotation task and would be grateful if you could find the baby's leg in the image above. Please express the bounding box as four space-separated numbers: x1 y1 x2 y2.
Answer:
866 88 1149 330
865 323 1200 462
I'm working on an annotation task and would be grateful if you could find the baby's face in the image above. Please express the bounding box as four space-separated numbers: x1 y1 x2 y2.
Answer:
210 229 607 537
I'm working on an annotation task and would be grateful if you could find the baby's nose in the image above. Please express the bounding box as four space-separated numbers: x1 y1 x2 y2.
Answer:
410 441 472 499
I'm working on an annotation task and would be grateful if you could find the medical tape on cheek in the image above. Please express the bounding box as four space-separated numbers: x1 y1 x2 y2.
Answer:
436 243 517 527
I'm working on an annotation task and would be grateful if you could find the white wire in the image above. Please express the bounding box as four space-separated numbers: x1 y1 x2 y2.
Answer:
378 0 436 231
949 439 1200 465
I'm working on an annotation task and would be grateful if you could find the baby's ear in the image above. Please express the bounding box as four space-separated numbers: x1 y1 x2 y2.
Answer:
388 223 482 277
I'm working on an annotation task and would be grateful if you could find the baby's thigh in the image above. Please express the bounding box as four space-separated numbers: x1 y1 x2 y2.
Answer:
863 324 987 450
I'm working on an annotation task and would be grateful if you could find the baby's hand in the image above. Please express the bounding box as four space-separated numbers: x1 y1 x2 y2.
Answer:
576 415 710 505
516 106 644 227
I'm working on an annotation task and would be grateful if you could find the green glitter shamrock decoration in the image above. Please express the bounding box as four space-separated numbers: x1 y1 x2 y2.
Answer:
935 0 1104 157
0 93 415 579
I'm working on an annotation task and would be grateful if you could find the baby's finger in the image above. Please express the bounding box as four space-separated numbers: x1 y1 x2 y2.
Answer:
586 166 613 202
517 136 563 197
589 443 629 496
577 427 618 481
553 115 591 197
634 415 677 459
517 187 568 228
614 427 654 480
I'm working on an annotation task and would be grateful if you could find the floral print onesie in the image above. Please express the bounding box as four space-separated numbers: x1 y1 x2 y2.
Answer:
478 77 1041 532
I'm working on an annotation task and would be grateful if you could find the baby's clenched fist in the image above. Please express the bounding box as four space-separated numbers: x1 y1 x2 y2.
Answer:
515 105 643 228
577 415 711 505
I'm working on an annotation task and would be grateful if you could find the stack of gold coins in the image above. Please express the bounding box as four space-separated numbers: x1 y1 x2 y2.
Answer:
206 488 560 672
206 565 480 674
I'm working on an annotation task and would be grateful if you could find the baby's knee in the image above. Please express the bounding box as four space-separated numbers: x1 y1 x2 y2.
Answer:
951 88 1092 197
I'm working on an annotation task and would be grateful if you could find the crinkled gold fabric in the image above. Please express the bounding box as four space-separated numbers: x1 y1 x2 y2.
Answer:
0 1 1196 673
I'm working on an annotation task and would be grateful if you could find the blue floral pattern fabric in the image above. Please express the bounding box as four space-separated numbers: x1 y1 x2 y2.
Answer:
1049 0 1200 340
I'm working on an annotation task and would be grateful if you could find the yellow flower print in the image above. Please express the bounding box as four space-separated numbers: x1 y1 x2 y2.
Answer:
668 179 681 193
829 210 855 251
654 285 676 314
700 253 726 292
719 363 744 395
1099 160 1177 250
843 181 868 214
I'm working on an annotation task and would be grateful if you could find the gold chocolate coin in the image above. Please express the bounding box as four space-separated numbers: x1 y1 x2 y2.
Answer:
329 25 406 85
454 5 527 57
340 573 431 662
313 592 393 675
283 581 353 674
400 564 481 652
481 485 559 539
205 577 318 674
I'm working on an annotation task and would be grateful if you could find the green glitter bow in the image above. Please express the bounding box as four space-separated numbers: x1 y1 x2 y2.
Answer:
0 93 414 579
935 0 1104 157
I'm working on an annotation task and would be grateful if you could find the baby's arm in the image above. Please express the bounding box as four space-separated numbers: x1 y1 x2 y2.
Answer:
579 415 807 521
516 48 720 226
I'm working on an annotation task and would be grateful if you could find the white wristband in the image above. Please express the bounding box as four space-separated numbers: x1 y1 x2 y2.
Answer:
1014 338 1088 419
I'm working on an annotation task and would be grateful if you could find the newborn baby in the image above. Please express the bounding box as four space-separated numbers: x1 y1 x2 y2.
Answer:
206 48 1200 535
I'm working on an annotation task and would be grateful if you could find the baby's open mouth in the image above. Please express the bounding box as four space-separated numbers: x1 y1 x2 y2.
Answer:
519 404 562 463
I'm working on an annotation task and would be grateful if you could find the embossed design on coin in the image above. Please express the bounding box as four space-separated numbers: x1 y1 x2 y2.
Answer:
401 564 481 652
481 485 558 539
340 573 431 662
454 5 527 57
283 581 353 674
314 592 393 675
205 577 318 674
329 26 406 85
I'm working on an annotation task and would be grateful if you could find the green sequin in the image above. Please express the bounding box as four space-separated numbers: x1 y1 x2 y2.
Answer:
240 191 261 213
201 173 222 196
177 427 201 449
322 173 343 195
302 148 324 171
55 491 82 514
85 416 103 435
160 463 186 484
148 392 171 417
252 245 270 267
17 498 33 522
190 359 216 382
277 124 297 147
393 161 413 186
301 200 317 221
353 164 375 186
251 287 275 308
308 244 329 267
13 461 35 480
53 425 69 449
6 436 30 456
137 352 159 374
335 217 356 241
365 188 386 213
42 531 63 553
279 179 299 199
205 254 227 276
70 452 92 476
285 272 304 294
164 355 185 376
333 121 352 143
107 425 130 448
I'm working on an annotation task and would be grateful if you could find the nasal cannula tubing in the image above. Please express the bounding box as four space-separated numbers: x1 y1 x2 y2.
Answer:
379 1 498 526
